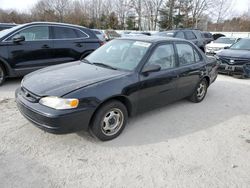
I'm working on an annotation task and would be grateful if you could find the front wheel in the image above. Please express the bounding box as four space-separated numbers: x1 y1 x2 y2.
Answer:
0 64 6 86
90 100 128 141
188 79 208 103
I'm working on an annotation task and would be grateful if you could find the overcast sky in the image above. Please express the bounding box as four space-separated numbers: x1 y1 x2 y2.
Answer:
0 0 249 14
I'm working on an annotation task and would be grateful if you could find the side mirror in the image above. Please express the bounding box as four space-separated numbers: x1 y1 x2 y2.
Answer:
141 64 161 75
224 46 229 49
13 35 25 43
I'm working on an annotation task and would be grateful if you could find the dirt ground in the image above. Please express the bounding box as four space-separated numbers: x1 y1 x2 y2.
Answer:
0 75 250 188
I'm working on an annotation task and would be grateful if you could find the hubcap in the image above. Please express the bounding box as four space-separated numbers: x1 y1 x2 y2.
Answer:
101 108 124 136
197 82 206 100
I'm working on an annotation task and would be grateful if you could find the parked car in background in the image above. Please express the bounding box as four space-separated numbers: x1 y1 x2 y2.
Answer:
0 23 17 31
202 32 214 44
92 29 106 43
0 22 101 85
16 36 218 141
104 30 121 41
216 38 250 78
213 33 225 40
155 29 207 52
206 37 239 55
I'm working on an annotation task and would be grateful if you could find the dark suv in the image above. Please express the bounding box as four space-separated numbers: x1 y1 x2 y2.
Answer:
0 23 17 31
156 29 206 52
0 22 101 85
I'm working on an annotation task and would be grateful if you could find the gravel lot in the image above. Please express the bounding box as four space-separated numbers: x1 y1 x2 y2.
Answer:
0 75 250 188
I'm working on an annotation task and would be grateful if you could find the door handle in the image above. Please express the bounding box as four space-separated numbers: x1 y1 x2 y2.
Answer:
76 43 83 47
41 44 50 49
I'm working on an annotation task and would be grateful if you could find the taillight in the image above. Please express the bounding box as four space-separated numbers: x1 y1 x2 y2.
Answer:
99 40 105 46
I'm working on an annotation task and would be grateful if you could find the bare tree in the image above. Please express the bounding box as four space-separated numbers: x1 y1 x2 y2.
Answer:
190 0 212 28
144 0 164 30
211 0 232 31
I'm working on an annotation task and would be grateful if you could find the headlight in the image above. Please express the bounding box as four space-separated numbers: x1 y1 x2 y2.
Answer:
39 96 79 110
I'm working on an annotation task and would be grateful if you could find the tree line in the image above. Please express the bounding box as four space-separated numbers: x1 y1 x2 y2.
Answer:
0 0 249 31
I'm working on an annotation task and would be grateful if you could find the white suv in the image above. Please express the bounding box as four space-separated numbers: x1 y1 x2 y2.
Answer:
206 37 239 55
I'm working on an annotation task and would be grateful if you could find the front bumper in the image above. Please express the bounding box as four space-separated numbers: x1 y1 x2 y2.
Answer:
15 87 94 134
218 63 250 77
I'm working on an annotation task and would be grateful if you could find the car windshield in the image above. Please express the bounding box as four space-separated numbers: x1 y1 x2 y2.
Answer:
214 37 236 44
85 39 151 71
230 38 250 50
0 24 23 39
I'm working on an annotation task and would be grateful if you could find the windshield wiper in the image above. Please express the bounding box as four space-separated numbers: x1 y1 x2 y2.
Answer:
92 62 117 70
81 59 93 65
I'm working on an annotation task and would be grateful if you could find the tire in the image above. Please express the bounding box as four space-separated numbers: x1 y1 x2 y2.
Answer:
188 79 208 103
0 64 6 86
90 100 128 141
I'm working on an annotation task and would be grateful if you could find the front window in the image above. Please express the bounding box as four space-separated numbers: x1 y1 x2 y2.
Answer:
230 39 250 50
146 44 176 70
11 26 49 41
85 39 151 71
214 37 236 44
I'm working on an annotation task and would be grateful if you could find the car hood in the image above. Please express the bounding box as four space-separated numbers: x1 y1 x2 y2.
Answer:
22 61 128 97
206 43 230 48
217 49 250 59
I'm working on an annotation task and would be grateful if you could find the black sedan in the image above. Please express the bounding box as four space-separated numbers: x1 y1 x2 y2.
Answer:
217 38 250 78
16 37 218 141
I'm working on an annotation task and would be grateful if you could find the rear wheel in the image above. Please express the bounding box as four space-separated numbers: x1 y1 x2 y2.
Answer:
0 64 6 86
188 79 208 103
90 100 128 141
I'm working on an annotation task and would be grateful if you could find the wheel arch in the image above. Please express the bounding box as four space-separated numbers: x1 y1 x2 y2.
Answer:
0 58 10 76
202 76 210 86
89 95 133 127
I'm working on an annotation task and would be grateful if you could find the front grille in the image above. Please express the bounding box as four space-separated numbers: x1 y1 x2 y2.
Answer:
20 87 41 103
219 56 249 65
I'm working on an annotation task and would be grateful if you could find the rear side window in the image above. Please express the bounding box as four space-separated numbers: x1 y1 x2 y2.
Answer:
176 43 196 65
53 26 80 39
11 26 49 41
185 31 197 40
175 32 185 39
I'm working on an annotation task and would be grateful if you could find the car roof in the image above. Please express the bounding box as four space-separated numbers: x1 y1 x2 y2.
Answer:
19 22 88 29
117 36 186 43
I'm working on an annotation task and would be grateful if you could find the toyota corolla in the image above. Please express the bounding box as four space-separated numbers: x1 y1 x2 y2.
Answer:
16 37 218 141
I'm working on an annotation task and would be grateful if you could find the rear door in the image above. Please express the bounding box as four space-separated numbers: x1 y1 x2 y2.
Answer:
51 26 89 64
137 43 180 112
174 42 206 98
6 25 54 75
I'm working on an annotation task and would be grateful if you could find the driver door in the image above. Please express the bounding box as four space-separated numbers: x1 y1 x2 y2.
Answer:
6 25 53 75
137 43 180 113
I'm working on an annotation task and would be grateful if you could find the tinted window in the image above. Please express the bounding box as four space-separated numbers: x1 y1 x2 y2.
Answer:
176 43 196 65
175 32 185 39
75 29 88 38
11 26 49 41
53 27 79 39
185 31 196 40
147 44 176 70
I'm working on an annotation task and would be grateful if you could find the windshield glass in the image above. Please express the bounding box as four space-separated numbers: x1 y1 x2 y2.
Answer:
230 38 250 50
85 39 151 71
214 37 236 44
0 24 23 39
